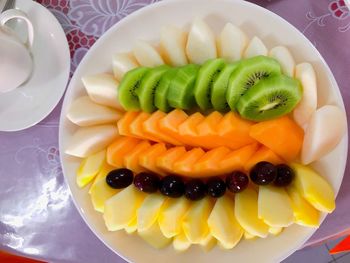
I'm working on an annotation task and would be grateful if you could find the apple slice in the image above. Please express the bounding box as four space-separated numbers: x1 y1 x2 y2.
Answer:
112 52 139 81
269 46 295 77
217 23 248 62
301 105 346 164
82 73 123 110
137 194 166 232
258 186 294 227
133 40 164 67
65 125 119 158
186 17 217 64
199 232 216 251
235 188 269 238
159 25 188 66
67 96 122 127
290 163 335 213
293 63 317 126
76 149 106 188
173 231 191 252
125 217 137 234
182 197 213 244
138 221 172 249
243 36 268 58
158 197 191 238
207 195 243 249
286 185 320 227
103 185 146 231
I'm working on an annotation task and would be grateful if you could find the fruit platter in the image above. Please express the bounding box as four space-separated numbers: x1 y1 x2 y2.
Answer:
59 0 348 262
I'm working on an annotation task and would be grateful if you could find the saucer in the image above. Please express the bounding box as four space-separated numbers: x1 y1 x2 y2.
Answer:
0 0 70 131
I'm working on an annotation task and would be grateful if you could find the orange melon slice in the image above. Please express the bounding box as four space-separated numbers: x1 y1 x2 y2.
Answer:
117 111 140 137
129 112 160 142
244 146 284 171
249 116 304 161
143 111 182 145
107 137 140 167
196 111 225 149
124 141 152 173
139 143 168 175
173 148 205 176
157 146 187 173
178 112 205 146
159 109 188 144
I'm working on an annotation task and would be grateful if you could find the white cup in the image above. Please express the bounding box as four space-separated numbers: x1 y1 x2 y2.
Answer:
0 9 34 93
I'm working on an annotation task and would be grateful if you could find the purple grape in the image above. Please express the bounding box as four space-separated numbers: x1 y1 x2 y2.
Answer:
250 161 277 185
159 175 185 198
185 179 207 201
274 164 294 187
106 168 133 189
134 172 160 193
226 171 249 193
207 177 226 198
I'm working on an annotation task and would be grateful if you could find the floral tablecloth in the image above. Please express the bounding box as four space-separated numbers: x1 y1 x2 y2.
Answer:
0 0 349 262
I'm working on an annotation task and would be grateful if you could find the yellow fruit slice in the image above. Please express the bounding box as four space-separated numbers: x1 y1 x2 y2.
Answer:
258 186 294 227
138 221 172 249
137 194 166 232
158 197 191 238
125 217 137 234
243 232 256 240
286 185 320 227
173 231 191 252
235 188 269 238
207 195 243 249
199 232 217 251
76 149 106 188
291 163 335 213
182 198 214 244
103 185 146 231
269 227 283 236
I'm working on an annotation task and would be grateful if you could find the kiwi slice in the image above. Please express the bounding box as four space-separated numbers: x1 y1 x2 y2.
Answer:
236 75 302 121
118 67 150 110
136 65 170 112
226 56 281 110
167 64 200 110
194 58 226 110
211 62 239 111
154 68 178 112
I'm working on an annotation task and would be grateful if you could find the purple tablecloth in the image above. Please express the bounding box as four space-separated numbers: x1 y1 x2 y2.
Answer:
0 0 349 262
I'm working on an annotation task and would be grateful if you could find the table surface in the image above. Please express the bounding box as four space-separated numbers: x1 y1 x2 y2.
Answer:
0 0 349 262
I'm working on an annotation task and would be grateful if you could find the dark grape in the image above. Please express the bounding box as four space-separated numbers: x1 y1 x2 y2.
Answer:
207 177 226 198
134 172 160 193
274 164 295 187
226 171 249 193
250 161 277 185
185 179 207 201
159 175 185 198
106 168 133 189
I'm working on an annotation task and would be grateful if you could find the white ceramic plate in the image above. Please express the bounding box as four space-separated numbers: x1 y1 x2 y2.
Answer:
0 0 70 131
59 0 348 262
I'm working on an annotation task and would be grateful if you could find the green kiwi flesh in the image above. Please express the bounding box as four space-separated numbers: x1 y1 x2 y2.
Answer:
154 68 178 112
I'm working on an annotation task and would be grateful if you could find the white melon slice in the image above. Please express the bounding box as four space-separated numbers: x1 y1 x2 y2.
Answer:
199 232 217 251
138 221 172 249
186 17 217 64
133 40 164 67
112 52 139 81
125 217 138 234
173 231 191 252
269 46 295 77
243 36 268 58
65 125 119 158
301 105 346 164
137 194 166 232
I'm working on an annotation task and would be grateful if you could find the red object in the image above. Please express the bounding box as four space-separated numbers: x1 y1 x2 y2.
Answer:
330 235 350 254
0 251 46 263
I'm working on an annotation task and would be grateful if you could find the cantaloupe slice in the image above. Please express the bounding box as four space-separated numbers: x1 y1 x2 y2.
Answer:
173 148 205 176
124 141 151 173
244 146 283 171
157 146 187 173
139 143 168 175
107 137 140 167
219 143 259 174
249 116 304 161
143 111 182 145
117 111 140 137
159 109 188 143
196 111 224 149
129 112 160 142
218 112 256 149
178 112 205 146
193 147 231 176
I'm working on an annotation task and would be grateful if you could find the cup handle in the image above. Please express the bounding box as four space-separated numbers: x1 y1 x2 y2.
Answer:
0 9 34 49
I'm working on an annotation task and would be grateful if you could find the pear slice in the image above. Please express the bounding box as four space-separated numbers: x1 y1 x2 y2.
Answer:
217 23 247 62
208 195 243 249
199 232 217 251
103 185 146 231
138 221 172 249
258 186 294 227
293 63 317 126
133 40 164 67
182 197 213 244
243 36 268 58
137 194 166 232
301 105 346 164
82 73 123 110
67 96 122 127
125 217 137 234
286 185 320 227
269 46 295 77
65 125 119 158
290 163 335 213
112 52 139 81
186 17 217 64
76 149 106 188
160 25 188 66
158 197 191 238
173 231 191 252
235 188 269 238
